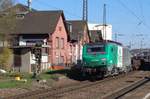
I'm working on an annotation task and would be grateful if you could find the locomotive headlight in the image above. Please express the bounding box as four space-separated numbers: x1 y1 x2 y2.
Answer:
101 58 106 61
109 60 112 63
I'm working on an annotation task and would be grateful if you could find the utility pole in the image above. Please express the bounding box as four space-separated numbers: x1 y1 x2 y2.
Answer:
76 0 87 64
128 41 132 49
77 32 82 64
115 33 124 42
78 32 80 61
103 4 107 41
140 38 144 55
27 0 32 11
136 34 143 55
115 33 117 42
83 0 88 22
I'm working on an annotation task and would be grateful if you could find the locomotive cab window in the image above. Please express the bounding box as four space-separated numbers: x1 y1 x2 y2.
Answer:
87 44 105 53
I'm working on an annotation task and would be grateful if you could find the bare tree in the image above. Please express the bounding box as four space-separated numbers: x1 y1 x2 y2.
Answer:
0 0 16 34
0 0 15 71
0 0 14 11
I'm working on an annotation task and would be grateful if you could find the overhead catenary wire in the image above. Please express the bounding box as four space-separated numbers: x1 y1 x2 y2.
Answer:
35 0 82 19
138 0 148 29
118 0 150 30
139 0 144 22
117 0 150 48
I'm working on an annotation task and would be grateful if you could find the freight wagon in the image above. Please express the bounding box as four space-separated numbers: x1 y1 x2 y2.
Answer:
81 41 132 78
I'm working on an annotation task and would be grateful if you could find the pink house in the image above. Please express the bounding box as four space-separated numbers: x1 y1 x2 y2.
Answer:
67 20 90 64
48 11 69 67
10 7 69 72
4 4 90 72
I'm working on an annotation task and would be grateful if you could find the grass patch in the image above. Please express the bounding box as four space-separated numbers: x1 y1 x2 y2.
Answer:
0 80 28 89
36 72 60 81
0 70 69 89
0 73 33 89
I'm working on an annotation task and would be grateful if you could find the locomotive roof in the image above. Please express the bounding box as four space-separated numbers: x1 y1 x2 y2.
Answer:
86 40 123 46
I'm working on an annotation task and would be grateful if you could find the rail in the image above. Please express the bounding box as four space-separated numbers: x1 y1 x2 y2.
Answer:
4 73 129 99
102 76 150 99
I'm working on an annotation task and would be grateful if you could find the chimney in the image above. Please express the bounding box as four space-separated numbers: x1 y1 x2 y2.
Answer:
27 0 32 11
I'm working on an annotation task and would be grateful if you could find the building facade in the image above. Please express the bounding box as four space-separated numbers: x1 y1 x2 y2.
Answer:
67 20 90 64
88 23 112 41
7 4 69 73
1 4 91 72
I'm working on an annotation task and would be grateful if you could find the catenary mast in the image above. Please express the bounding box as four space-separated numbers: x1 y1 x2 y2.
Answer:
83 0 88 22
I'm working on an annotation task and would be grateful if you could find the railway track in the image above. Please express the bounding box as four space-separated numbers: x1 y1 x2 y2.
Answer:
4 74 125 99
4 71 149 99
32 74 130 99
102 76 150 99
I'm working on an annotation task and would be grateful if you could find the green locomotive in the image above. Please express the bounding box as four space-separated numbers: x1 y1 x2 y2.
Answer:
82 41 132 77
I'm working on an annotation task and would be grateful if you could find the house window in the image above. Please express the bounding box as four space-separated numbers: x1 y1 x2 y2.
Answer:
59 26 62 31
31 64 36 73
56 57 59 65
70 45 72 54
16 14 24 19
60 56 64 65
69 25 72 33
67 23 72 33
55 52 59 65
14 49 21 67
56 37 59 49
42 48 49 55
46 48 49 54
26 41 36 46
60 38 64 49
13 37 19 46
0 41 3 47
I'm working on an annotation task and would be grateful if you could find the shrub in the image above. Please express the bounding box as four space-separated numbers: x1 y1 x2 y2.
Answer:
0 47 12 71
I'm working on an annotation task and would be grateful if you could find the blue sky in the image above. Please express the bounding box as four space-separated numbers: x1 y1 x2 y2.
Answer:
16 0 150 49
